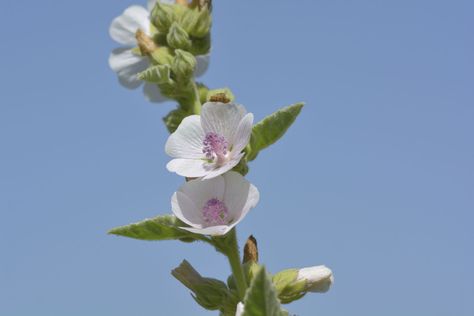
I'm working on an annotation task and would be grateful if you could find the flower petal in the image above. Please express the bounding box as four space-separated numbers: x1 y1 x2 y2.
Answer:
165 115 205 159
109 48 148 89
235 302 244 316
166 158 211 178
143 82 168 103
231 113 253 155
109 5 150 46
201 153 244 180
195 54 210 77
178 176 225 211
181 225 231 236
201 102 246 143
222 172 259 227
171 191 204 228
297 266 334 293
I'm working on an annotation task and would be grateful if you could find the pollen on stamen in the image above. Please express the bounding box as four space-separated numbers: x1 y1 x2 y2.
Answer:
202 198 229 226
202 132 228 161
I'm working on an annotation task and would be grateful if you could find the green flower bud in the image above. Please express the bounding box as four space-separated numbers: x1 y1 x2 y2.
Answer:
150 2 175 33
167 22 192 50
272 266 334 304
172 260 229 311
171 49 197 81
206 88 235 103
180 7 212 38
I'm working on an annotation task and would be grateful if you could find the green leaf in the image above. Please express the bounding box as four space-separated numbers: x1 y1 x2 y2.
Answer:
242 267 282 316
163 108 188 133
247 103 304 161
108 215 198 241
137 64 172 84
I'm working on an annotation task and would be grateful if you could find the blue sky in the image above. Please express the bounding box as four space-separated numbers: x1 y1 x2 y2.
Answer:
1 0 473 315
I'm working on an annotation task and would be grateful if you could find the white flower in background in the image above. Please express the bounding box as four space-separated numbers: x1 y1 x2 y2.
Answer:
171 171 259 236
166 102 253 179
235 302 244 316
297 265 334 293
108 0 210 103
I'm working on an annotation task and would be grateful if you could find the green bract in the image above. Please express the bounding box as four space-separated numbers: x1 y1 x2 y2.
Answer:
137 64 172 84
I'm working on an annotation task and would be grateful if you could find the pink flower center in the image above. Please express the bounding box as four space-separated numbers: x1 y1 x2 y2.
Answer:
202 132 228 164
202 198 229 226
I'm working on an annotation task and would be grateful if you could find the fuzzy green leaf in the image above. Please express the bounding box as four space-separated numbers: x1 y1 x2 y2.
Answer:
108 215 197 241
242 267 282 316
247 103 304 161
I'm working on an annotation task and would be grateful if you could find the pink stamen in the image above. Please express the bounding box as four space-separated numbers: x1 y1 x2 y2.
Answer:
202 198 229 226
202 132 228 162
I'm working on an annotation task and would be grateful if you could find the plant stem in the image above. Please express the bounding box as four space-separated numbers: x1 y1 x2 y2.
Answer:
191 80 201 114
226 228 247 300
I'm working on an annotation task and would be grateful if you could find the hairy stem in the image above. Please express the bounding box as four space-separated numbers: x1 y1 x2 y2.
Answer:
226 228 247 300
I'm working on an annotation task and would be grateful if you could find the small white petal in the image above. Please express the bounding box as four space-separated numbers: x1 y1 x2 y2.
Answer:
297 266 334 293
171 192 204 228
166 158 211 178
109 48 148 89
231 113 253 155
195 54 210 77
165 115 206 159
223 173 259 228
109 5 150 46
201 102 247 143
235 302 244 316
201 153 244 180
143 82 168 103
181 225 231 236
178 176 225 212
222 172 252 220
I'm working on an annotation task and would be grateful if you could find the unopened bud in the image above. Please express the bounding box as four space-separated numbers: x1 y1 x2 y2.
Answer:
150 2 175 33
171 49 197 81
179 6 211 38
297 265 333 293
167 22 192 50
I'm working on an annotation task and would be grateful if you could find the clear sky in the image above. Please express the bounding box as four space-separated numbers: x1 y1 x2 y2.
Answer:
1 0 473 315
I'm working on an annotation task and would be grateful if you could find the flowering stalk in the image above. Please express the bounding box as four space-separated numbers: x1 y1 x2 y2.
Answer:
220 228 248 300
107 1 333 314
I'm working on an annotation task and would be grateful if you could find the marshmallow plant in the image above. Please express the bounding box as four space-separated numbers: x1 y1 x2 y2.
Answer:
108 1 333 315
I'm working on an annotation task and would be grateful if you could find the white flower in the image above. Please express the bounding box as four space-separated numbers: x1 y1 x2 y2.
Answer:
171 171 259 236
297 265 334 293
165 102 254 179
235 302 244 316
108 0 210 103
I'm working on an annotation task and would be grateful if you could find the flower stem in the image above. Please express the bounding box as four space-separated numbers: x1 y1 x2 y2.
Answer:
191 80 201 115
226 228 247 300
